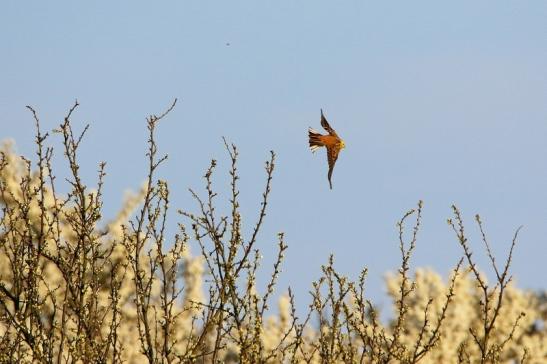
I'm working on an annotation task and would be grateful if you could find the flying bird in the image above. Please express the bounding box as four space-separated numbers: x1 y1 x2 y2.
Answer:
308 109 346 189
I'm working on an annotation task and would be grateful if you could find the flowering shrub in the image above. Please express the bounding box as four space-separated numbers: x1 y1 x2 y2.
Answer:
0 102 544 363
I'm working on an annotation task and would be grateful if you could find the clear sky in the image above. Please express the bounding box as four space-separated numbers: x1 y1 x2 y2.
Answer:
2 1 546 313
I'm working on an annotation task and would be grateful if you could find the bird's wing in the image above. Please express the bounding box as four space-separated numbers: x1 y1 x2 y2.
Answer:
326 145 340 189
320 109 339 137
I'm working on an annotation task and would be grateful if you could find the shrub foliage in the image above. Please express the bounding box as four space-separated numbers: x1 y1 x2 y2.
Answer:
0 102 545 363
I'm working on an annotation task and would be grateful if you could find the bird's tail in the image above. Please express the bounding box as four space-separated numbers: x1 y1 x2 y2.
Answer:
308 128 323 153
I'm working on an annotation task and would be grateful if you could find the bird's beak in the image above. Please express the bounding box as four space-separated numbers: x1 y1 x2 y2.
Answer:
341 140 346 149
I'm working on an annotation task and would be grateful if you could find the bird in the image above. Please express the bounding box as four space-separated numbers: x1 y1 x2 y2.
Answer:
308 109 346 189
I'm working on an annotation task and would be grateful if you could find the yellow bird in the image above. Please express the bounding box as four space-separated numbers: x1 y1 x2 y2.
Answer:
308 109 346 189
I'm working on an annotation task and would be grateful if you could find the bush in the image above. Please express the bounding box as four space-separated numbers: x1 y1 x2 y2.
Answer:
0 102 545 363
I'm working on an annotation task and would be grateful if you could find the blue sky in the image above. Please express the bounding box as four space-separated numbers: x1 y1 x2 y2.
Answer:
2 1 546 313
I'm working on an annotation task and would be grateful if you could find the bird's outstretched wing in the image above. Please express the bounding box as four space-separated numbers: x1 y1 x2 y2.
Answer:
326 145 340 189
321 109 338 137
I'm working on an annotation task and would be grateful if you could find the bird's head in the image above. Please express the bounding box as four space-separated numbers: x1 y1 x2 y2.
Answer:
340 140 346 149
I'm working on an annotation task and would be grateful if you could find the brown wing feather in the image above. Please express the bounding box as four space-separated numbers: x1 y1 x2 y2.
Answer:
320 109 338 137
326 145 340 189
